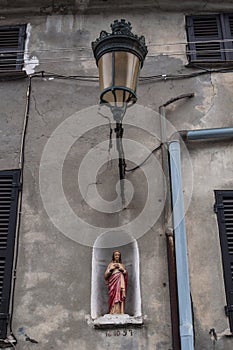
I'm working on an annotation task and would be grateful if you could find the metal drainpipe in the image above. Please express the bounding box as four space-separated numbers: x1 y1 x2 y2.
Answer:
159 93 194 350
169 125 233 350
169 139 194 350
160 105 180 350
179 127 233 141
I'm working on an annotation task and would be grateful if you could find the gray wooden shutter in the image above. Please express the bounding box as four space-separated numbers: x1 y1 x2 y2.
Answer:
0 170 20 338
214 190 233 332
0 25 26 75
186 15 225 63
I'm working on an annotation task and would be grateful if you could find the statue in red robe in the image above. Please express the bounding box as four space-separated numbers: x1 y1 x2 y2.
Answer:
104 250 128 314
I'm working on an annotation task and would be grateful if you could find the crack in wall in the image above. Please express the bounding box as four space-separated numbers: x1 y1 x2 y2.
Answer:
32 94 48 126
195 73 217 124
204 72 217 117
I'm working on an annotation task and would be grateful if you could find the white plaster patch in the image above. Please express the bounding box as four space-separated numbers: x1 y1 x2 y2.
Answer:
23 24 39 75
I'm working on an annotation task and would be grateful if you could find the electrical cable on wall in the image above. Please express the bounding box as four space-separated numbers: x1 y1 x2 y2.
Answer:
7 76 32 347
125 143 162 172
1 36 233 53
2 64 233 83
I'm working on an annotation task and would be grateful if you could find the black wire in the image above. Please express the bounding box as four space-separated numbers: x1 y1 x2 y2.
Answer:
162 93 194 107
125 143 162 172
139 66 233 82
8 75 32 345
1 65 233 83
30 70 98 82
0 70 98 82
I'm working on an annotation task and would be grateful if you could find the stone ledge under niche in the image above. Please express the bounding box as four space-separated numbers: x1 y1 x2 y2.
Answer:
90 314 144 329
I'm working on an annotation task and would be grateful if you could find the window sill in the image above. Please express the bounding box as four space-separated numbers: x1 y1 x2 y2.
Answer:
186 61 233 68
0 70 27 81
89 314 144 329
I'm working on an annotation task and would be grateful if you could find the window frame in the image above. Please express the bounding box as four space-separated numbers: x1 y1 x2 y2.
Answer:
0 24 27 76
0 170 21 339
214 190 233 332
186 14 233 65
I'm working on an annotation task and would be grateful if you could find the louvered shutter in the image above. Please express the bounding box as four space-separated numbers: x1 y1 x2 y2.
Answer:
222 14 233 61
0 170 20 339
214 190 233 332
0 25 26 75
186 15 225 63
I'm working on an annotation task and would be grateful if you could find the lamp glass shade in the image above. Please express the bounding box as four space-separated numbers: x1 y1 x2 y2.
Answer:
98 51 140 106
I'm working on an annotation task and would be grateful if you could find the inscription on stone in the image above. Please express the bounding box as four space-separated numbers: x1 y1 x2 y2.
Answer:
105 329 133 337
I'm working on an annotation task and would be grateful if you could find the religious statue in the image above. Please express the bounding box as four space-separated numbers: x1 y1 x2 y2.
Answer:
104 250 128 314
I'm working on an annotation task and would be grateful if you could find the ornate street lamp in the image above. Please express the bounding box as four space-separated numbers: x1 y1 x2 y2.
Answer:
92 19 147 204
92 19 147 121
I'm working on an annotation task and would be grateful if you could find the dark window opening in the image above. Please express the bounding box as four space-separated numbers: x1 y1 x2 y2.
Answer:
0 170 20 339
214 190 233 332
186 14 233 65
0 25 27 76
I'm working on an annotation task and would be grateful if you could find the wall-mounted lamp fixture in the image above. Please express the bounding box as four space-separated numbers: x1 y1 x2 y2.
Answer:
92 20 147 204
92 19 147 122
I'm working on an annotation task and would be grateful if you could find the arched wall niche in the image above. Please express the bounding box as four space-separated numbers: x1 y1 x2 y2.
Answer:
91 230 142 320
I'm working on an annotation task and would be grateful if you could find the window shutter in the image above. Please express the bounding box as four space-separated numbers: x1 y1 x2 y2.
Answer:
214 190 233 332
0 170 20 339
0 25 26 75
221 14 233 61
186 15 225 63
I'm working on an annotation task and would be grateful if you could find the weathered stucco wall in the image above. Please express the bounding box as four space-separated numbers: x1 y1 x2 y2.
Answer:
0 4 233 349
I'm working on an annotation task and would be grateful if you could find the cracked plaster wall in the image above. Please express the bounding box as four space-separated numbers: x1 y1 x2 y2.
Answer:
0 5 233 350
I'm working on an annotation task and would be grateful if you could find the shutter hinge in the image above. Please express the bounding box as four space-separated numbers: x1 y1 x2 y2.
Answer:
225 305 233 316
0 313 9 321
214 203 224 213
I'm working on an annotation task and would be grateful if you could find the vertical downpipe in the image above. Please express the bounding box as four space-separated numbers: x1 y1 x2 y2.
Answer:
159 106 180 350
166 228 181 350
169 140 194 350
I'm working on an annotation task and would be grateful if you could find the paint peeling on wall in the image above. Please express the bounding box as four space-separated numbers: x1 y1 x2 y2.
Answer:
23 23 39 75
